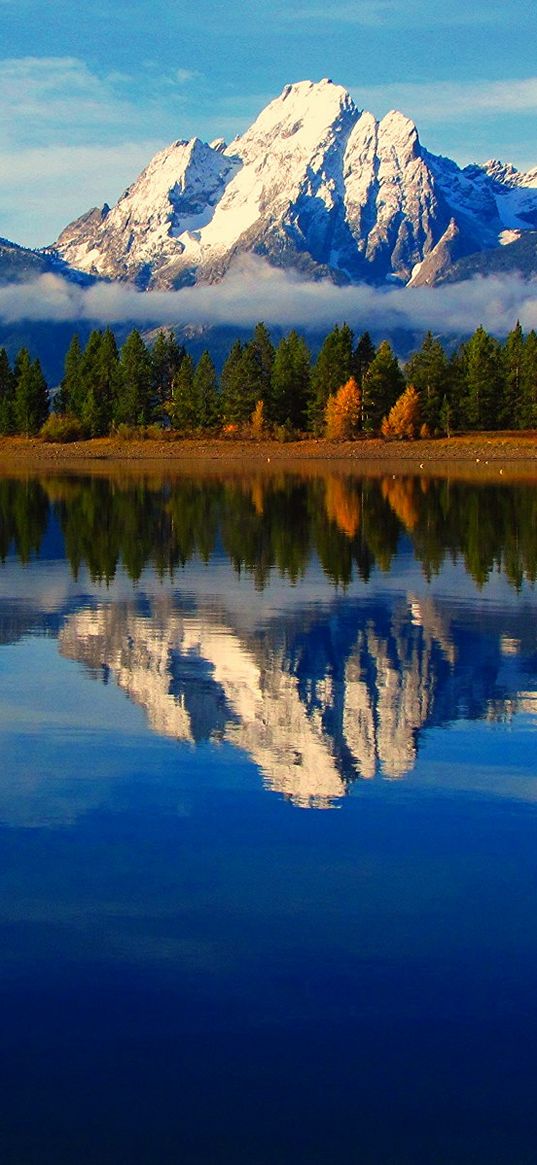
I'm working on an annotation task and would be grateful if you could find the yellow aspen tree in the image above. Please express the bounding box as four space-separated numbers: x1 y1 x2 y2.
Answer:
381 384 421 439
324 376 361 439
250 399 265 437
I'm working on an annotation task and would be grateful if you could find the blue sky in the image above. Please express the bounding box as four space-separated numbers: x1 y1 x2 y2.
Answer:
2 0 537 247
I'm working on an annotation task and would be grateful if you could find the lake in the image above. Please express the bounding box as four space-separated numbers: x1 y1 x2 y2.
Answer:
0 469 536 1164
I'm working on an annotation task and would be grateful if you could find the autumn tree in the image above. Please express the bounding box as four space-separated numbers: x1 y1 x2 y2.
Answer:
250 399 265 436
381 384 421 439
324 377 361 439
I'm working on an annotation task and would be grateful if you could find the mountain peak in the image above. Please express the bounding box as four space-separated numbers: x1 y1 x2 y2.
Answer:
51 78 537 289
230 77 358 150
380 109 419 144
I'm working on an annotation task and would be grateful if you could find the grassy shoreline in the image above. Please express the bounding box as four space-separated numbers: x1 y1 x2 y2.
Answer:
0 432 536 480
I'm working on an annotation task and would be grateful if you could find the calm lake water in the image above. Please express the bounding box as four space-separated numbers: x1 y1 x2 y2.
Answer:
1 470 537 1164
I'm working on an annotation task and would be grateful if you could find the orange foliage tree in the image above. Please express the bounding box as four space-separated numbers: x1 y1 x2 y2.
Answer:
250 399 265 437
381 384 421 440
324 377 361 439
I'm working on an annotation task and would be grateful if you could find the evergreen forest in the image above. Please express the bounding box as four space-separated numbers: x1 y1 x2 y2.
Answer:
0 320 536 439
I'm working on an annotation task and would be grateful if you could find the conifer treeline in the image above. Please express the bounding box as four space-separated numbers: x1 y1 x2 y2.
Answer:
0 320 536 438
0 347 48 436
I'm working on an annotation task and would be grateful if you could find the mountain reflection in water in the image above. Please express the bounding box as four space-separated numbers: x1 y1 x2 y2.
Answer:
2 469 537 1165
57 594 458 806
1 470 536 810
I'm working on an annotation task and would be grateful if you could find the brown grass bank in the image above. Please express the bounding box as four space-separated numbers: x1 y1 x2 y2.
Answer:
0 432 536 483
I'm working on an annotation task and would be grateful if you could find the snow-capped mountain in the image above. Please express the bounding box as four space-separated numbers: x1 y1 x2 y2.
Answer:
50 78 537 288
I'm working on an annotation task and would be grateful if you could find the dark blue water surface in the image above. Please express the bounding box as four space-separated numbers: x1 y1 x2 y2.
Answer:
0 472 536 1164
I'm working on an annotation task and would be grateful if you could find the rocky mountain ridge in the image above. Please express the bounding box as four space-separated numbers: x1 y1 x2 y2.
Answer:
49 78 537 289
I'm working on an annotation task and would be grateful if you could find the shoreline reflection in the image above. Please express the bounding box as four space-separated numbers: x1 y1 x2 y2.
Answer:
0 471 536 810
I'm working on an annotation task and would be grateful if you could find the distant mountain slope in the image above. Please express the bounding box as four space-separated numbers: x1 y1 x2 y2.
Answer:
52 78 537 290
433 230 537 285
0 237 55 284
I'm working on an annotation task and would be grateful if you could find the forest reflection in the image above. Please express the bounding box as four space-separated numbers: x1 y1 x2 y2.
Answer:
1 471 537 590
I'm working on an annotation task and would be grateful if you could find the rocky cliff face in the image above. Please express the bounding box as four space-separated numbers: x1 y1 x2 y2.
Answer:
52 79 537 289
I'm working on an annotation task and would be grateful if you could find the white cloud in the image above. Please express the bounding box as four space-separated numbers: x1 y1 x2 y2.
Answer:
285 0 506 27
0 55 197 151
0 57 134 146
0 141 162 185
351 77 537 123
0 256 536 339
174 68 201 84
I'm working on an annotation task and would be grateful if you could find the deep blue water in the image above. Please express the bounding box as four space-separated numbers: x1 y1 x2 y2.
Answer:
0 472 536 1163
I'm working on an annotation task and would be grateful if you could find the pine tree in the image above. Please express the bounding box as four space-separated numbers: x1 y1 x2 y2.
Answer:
520 330 537 429
151 330 185 415
56 334 83 416
362 340 404 431
250 322 275 402
324 377 361 439
13 350 49 435
170 354 196 430
0 348 15 434
381 384 421 439
235 341 267 422
220 326 275 425
270 331 311 429
309 323 354 431
439 394 452 437
405 331 448 431
447 344 468 431
75 330 103 423
192 351 219 430
353 331 376 384
81 328 120 435
115 330 152 426
503 321 525 428
463 326 503 430
221 340 246 424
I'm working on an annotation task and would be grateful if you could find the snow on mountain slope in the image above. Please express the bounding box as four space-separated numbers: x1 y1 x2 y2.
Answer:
473 159 537 231
52 78 537 288
343 110 450 281
56 136 239 286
